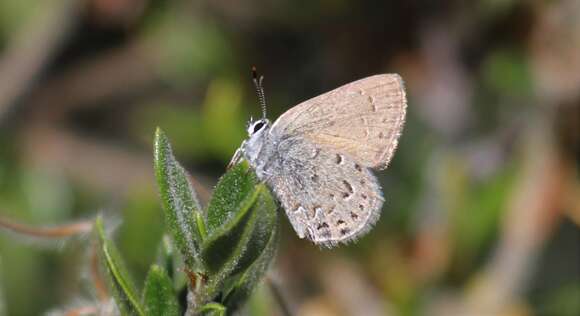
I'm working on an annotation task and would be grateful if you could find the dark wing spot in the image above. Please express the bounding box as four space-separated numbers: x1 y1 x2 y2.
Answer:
354 163 362 172
337 219 345 226
340 228 351 236
361 193 368 200
351 212 359 219
311 174 319 182
336 154 343 164
342 180 354 199
358 204 364 210
317 222 329 230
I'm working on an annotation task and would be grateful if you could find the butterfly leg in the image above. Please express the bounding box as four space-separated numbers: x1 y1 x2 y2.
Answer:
227 147 243 170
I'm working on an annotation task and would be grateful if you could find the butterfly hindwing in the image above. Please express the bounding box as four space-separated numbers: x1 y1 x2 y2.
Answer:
263 136 384 246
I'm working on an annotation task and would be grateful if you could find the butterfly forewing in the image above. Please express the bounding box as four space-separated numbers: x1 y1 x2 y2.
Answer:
270 74 406 170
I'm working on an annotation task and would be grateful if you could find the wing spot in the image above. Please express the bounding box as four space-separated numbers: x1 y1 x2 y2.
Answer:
317 222 329 230
340 228 351 236
354 163 362 172
342 180 354 199
361 193 368 200
311 174 319 182
378 132 385 138
351 211 359 219
337 219 345 226
360 179 366 185
343 180 354 193
358 204 364 210
335 154 343 164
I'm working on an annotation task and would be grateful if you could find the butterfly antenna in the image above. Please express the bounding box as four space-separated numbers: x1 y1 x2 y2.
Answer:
252 66 267 119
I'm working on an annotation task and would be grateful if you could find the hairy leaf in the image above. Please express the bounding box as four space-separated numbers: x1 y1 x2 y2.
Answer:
142 265 180 316
95 217 145 316
154 127 205 270
205 162 258 232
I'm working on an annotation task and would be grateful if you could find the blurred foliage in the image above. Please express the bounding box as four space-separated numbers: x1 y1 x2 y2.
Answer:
0 0 578 315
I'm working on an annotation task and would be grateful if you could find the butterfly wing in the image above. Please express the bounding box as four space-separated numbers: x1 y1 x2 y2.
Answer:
264 136 384 246
270 74 406 170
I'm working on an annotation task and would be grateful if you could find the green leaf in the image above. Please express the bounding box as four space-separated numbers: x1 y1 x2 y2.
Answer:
154 127 205 269
229 184 278 277
202 174 279 300
95 217 145 316
142 265 180 316
205 162 259 233
198 302 227 316
202 186 260 297
224 212 279 310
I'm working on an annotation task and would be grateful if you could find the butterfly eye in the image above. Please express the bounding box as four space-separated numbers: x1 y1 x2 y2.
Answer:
252 121 265 134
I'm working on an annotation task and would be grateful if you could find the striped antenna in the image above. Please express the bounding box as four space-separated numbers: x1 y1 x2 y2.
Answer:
252 66 267 119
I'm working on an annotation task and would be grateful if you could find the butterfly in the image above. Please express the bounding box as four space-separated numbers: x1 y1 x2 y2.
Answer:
229 70 407 247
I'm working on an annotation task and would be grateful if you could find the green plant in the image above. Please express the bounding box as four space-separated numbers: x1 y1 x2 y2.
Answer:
95 128 280 315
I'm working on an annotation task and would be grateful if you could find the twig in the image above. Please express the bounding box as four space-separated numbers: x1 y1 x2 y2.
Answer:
0 215 93 238
90 241 109 302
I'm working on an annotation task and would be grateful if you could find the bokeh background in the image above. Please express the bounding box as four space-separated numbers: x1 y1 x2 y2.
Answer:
0 0 579 315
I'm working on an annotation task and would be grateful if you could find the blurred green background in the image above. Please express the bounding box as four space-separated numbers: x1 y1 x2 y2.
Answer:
0 0 579 315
